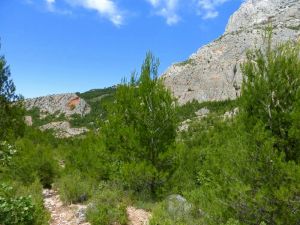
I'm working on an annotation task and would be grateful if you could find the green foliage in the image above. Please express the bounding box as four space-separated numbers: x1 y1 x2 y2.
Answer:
26 107 67 127
0 141 17 169
171 116 300 225
150 200 198 225
63 133 111 181
86 182 128 225
13 179 50 225
240 36 300 161
0 175 49 225
174 58 195 67
0 45 25 141
7 127 58 188
0 184 35 225
177 99 237 121
102 52 178 197
57 170 94 204
70 87 116 128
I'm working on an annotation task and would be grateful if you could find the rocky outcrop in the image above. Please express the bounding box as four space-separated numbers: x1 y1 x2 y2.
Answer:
162 0 300 105
24 116 33 126
25 93 90 116
40 121 89 138
43 189 90 225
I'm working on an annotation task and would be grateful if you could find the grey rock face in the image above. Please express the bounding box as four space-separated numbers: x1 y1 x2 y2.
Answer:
162 0 300 105
40 121 89 138
166 195 192 218
24 116 33 126
25 93 90 116
195 107 210 117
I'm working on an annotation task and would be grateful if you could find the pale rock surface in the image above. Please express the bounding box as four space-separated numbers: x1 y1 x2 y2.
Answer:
223 107 239 120
40 121 88 138
43 189 90 225
195 107 210 117
43 189 151 225
127 206 151 225
162 0 300 104
166 195 192 218
25 93 90 116
24 116 33 126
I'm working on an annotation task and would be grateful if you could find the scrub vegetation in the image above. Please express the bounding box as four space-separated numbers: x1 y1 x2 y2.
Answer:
1 36 300 225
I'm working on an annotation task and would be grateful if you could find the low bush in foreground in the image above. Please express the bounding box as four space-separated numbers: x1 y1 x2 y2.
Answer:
86 182 129 225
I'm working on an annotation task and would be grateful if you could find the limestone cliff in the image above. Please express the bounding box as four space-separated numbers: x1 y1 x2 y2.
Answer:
162 0 300 105
25 93 91 117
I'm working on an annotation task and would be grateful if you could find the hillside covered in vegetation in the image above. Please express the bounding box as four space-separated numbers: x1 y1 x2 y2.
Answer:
1 32 300 225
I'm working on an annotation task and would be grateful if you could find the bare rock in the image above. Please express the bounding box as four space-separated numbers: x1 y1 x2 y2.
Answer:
195 107 210 117
166 195 192 218
162 0 300 105
224 107 239 120
24 116 33 126
127 206 151 225
40 121 88 138
25 93 90 117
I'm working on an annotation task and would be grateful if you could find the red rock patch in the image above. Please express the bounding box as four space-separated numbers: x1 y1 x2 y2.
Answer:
67 97 80 110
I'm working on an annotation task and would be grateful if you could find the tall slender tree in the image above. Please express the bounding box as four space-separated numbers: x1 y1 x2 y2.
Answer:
102 52 178 196
0 43 25 141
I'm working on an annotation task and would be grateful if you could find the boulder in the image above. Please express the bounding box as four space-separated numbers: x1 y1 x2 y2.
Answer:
166 195 192 218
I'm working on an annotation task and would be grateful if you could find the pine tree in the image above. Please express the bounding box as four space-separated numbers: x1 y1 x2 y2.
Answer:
102 52 178 196
0 44 25 141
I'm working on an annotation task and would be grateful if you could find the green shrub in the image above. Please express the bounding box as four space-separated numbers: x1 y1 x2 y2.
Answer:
0 184 36 225
86 182 128 225
240 35 300 161
10 136 58 188
14 179 50 225
117 161 161 197
102 52 178 197
57 170 93 204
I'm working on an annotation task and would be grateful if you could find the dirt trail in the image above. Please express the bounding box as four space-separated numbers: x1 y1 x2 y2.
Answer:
127 206 151 225
43 189 151 225
43 189 90 225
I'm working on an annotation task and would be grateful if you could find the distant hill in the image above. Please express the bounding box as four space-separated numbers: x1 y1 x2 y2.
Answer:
24 87 116 138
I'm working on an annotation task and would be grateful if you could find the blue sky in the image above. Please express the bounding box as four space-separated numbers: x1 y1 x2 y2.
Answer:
0 0 242 98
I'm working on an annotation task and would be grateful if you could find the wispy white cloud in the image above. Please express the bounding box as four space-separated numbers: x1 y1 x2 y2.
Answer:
45 0 56 11
43 0 123 26
146 0 233 25
34 0 234 26
68 0 123 26
196 0 231 19
146 0 180 25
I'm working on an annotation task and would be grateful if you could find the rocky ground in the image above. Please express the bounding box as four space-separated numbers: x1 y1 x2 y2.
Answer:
43 189 90 225
43 189 151 225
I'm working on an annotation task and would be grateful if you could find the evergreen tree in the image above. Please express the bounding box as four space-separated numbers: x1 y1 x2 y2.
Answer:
0 44 25 141
102 52 178 196
240 34 300 161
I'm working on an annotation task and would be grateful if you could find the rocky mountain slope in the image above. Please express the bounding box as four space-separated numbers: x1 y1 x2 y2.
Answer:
162 0 300 105
24 93 91 138
24 89 115 138
25 93 91 117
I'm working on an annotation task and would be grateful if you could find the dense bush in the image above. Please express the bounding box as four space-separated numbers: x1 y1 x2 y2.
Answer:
9 129 58 188
86 182 128 225
0 184 36 225
102 52 178 197
56 170 94 204
0 49 25 141
240 36 300 161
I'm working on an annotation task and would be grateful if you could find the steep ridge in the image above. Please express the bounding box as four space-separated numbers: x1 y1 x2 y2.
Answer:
162 0 300 105
25 93 91 117
24 93 91 138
